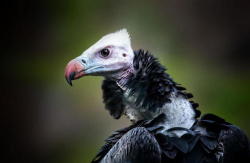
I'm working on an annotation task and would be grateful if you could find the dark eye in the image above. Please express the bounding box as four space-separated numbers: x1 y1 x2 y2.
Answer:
100 48 110 57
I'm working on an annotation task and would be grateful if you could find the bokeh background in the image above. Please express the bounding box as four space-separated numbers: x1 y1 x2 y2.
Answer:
3 0 250 163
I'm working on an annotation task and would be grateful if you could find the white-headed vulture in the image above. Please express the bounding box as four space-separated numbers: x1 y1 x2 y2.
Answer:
65 29 250 163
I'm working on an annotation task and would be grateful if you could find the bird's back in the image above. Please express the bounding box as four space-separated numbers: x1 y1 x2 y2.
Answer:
92 113 250 163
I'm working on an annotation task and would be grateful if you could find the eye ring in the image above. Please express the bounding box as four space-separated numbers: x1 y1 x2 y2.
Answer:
100 48 110 58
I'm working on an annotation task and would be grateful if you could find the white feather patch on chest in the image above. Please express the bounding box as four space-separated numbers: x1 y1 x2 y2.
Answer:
123 91 196 137
160 94 196 137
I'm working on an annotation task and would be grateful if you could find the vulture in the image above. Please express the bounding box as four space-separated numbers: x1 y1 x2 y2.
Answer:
65 29 250 163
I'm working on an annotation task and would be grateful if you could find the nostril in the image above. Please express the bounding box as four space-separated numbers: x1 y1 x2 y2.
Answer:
81 59 86 64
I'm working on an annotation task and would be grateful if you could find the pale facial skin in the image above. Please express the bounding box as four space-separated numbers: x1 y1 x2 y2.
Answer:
65 29 134 85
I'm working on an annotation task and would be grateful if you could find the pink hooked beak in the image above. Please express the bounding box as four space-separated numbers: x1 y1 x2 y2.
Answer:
65 60 85 86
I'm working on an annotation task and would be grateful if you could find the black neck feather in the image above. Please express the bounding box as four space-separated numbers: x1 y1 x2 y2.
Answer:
102 49 201 119
125 50 201 118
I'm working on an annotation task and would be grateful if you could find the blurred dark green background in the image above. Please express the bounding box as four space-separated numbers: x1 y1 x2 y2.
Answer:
3 0 250 163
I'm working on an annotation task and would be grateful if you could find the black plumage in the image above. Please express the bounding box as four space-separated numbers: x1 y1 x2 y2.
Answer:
92 50 249 163
103 50 200 119
92 114 250 163
102 80 125 119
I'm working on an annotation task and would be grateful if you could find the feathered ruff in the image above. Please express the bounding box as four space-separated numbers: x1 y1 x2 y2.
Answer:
102 80 125 119
92 114 250 163
129 50 200 116
102 49 200 119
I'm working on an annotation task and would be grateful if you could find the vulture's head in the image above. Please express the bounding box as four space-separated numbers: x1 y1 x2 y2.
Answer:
65 29 134 85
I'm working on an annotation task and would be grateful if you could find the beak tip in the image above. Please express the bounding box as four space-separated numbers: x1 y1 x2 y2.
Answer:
65 76 73 86
65 71 76 86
